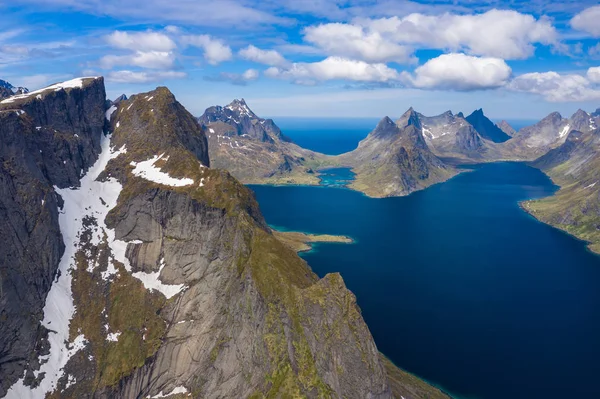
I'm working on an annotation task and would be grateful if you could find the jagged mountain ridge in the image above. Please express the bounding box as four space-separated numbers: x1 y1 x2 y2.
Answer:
198 99 327 186
0 78 450 398
336 108 458 197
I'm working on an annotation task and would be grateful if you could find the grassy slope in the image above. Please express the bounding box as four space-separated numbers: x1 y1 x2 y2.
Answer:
523 132 600 255
273 230 354 253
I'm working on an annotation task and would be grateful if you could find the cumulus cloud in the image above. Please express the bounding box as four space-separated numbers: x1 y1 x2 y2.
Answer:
309 9 556 61
205 68 259 85
239 45 289 67
303 23 415 64
99 51 175 69
402 53 511 90
508 71 600 102
106 70 186 83
265 57 400 84
587 66 600 83
104 31 176 52
181 35 232 65
571 6 600 37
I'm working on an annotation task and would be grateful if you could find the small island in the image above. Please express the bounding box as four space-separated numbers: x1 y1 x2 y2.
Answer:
273 230 354 253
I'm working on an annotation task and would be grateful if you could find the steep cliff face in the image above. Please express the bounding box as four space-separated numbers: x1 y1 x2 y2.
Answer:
465 109 511 143
199 99 329 186
1 81 456 399
0 77 106 396
337 109 456 198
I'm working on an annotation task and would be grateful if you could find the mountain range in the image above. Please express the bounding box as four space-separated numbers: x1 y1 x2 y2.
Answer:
0 78 451 398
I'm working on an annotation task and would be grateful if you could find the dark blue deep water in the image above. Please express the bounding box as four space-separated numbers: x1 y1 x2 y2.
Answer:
249 163 600 399
271 117 379 154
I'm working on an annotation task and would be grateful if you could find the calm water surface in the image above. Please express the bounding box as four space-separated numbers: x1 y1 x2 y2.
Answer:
249 163 600 399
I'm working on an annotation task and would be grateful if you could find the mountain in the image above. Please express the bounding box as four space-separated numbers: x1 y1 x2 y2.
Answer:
525 126 600 254
498 120 516 136
0 79 28 100
1 78 449 398
0 77 106 397
199 99 327 185
465 109 511 143
337 108 457 197
417 110 489 158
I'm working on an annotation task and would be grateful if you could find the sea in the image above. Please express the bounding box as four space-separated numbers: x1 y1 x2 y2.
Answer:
249 117 600 399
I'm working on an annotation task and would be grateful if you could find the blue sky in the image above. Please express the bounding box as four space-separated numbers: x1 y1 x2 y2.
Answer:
1 1 600 120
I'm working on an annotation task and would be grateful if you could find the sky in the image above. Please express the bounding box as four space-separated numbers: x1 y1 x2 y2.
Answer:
1 1 600 120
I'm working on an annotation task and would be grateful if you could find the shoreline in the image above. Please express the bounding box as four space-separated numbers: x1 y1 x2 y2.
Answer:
272 229 354 253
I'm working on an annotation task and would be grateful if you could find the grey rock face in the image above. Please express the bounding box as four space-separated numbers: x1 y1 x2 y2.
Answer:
455 125 484 154
465 109 511 143
199 98 289 143
498 120 516 137
0 77 106 396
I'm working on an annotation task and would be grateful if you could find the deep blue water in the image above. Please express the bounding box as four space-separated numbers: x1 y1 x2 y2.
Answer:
249 163 600 399
271 117 379 154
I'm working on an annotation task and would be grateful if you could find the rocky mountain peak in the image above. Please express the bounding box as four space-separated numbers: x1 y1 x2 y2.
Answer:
456 111 465 118
199 98 289 143
541 111 563 125
465 108 511 143
111 86 210 169
396 107 422 130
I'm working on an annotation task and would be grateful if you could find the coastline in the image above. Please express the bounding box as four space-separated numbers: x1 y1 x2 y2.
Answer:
272 229 354 253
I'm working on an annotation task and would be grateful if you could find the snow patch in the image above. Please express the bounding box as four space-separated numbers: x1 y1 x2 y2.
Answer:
1 77 98 104
105 105 117 121
559 124 570 138
132 258 185 299
106 331 121 342
585 182 597 189
130 154 194 187
148 386 190 398
5 134 125 398
209 128 215 134
116 121 120 129
146 96 154 101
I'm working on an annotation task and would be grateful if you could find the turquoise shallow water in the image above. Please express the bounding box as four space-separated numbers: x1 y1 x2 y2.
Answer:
249 162 600 399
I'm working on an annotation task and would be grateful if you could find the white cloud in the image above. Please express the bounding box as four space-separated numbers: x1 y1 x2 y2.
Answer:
104 31 176 52
99 51 175 69
356 9 557 60
571 6 600 37
403 53 511 90
106 70 186 83
587 66 600 83
303 23 415 64
204 68 259 85
181 35 232 65
265 57 400 84
242 68 259 80
508 71 600 102
239 45 289 67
